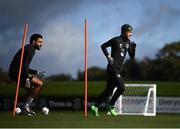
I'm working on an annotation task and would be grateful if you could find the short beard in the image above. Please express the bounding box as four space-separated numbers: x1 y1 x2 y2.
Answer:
35 45 42 50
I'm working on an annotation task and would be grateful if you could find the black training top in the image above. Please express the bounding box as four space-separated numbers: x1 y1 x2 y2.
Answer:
9 44 37 80
101 35 136 68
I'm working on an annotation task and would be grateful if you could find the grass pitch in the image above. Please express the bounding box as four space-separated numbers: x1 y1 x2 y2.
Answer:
0 111 180 128
0 81 180 96
0 81 179 128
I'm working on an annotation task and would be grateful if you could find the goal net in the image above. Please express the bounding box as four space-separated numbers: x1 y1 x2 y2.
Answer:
113 84 156 116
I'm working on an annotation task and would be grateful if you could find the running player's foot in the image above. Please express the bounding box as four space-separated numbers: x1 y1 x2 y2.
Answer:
91 105 100 116
22 106 36 116
107 105 118 116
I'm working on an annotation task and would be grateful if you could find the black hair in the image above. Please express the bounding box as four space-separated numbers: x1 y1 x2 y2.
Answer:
30 33 43 44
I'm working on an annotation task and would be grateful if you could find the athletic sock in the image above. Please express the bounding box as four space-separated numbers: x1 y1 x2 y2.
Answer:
24 97 34 108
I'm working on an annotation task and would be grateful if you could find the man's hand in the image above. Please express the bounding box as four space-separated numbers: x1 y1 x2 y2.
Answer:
107 55 114 65
25 78 31 88
37 71 45 78
130 41 136 49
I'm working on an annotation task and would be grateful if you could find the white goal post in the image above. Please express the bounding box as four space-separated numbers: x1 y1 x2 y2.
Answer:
113 84 156 116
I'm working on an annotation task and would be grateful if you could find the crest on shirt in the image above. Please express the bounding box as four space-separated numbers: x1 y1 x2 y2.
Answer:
126 44 129 49
119 44 122 48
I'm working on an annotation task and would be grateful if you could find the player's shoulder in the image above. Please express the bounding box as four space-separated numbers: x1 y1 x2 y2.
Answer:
112 36 121 40
24 44 34 51
112 36 123 43
23 44 35 55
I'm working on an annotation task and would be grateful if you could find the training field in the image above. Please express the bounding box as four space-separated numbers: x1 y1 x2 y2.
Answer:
0 111 180 128
1 81 180 96
0 81 180 128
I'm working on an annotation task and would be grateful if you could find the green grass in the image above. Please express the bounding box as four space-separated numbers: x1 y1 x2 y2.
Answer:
0 111 179 128
0 81 180 128
0 81 179 96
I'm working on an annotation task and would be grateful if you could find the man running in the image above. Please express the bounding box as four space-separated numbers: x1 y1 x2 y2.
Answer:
91 24 136 116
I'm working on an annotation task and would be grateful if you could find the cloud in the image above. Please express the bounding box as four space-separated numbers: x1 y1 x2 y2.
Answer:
1 0 180 77
0 0 83 75
135 1 180 39
0 0 83 31
31 20 84 77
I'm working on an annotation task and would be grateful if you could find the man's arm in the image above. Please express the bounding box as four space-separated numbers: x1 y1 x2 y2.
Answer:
29 69 38 74
101 38 114 64
21 46 31 80
101 38 113 57
128 41 136 59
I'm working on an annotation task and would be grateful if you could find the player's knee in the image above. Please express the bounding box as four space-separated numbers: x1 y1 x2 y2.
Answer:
121 87 125 93
31 77 43 88
116 79 125 91
116 86 124 94
117 81 124 89
37 80 43 87
37 79 43 88
116 83 125 95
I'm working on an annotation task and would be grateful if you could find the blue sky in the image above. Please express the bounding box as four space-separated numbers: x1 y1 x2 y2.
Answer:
0 0 180 78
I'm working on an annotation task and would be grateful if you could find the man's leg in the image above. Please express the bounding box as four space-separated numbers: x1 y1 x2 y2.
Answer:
91 82 114 116
95 79 114 107
109 74 124 106
91 65 114 116
24 76 43 115
108 73 125 116
29 76 43 98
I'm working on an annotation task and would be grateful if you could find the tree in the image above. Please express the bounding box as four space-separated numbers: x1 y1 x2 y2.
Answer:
77 66 107 81
157 41 180 59
77 69 84 81
88 66 107 81
46 73 73 81
141 41 180 81
0 67 12 83
122 59 143 80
